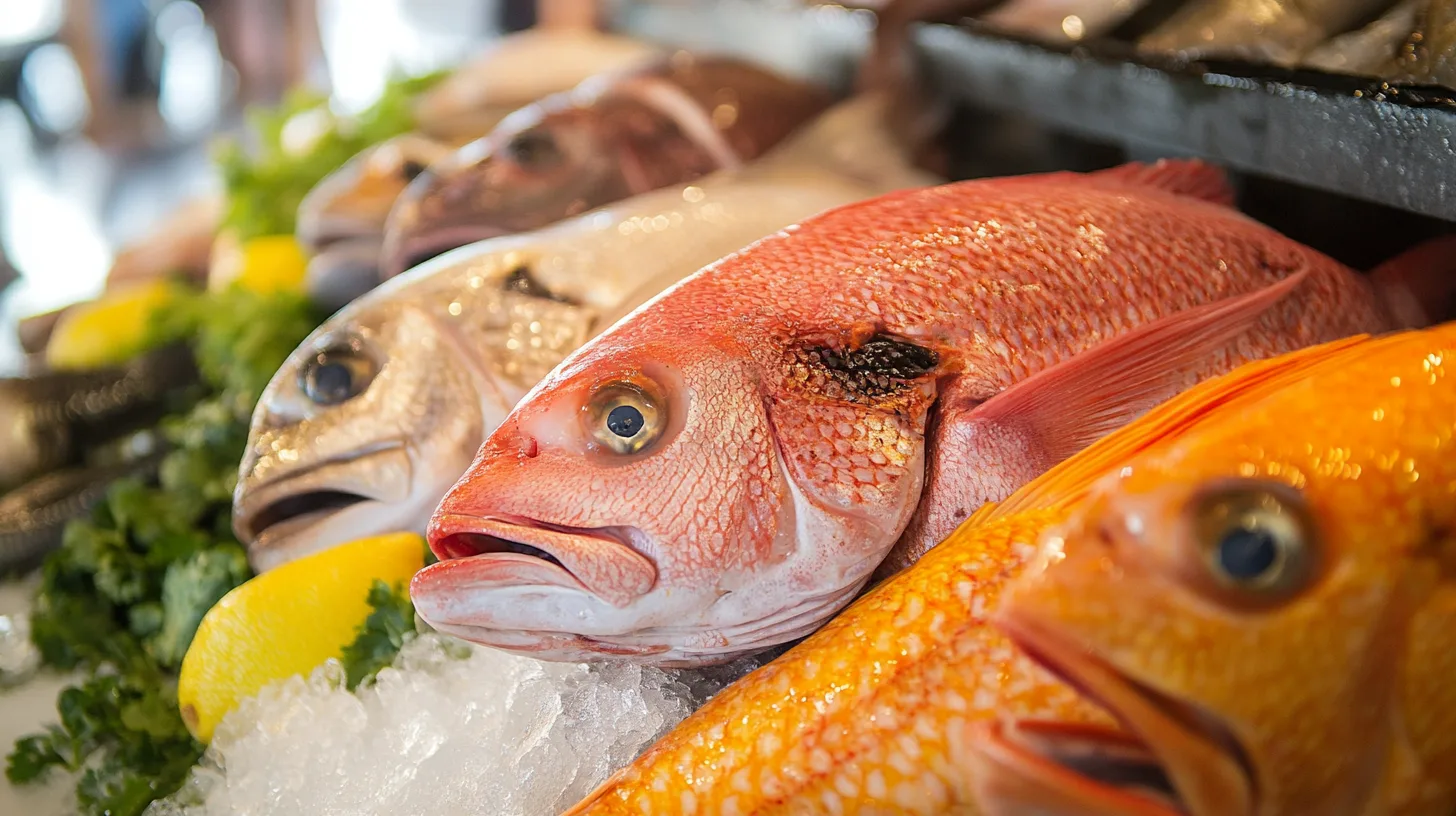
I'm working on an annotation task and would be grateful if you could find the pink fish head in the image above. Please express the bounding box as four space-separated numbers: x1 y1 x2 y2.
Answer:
413 309 934 665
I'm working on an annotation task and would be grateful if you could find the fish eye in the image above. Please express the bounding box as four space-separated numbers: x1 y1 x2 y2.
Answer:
1190 480 1316 600
506 129 563 170
298 346 377 406
583 379 664 455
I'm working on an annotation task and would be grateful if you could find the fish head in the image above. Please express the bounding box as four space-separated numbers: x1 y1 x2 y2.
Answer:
297 133 457 254
381 98 643 276
977 328 1456 816
384 55 835 277
414 298 937 666
233 233 624 572
296 133 460 306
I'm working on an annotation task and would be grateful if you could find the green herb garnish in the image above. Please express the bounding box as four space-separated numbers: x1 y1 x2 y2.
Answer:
9 69 448 815
6 286 322 816
342 580 417 690
216 71 448 241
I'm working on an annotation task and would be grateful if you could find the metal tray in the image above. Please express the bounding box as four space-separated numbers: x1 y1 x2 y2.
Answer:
612 0 1456 222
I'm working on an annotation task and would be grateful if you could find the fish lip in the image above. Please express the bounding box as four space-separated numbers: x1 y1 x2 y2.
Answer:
422 620 673 660
233 441 410 544
989 612 1257 816
420 513 656 608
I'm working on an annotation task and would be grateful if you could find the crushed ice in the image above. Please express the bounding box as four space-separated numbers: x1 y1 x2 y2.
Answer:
148 634 765 816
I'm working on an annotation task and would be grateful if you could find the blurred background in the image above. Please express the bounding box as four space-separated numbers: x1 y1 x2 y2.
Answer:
0 0 531 374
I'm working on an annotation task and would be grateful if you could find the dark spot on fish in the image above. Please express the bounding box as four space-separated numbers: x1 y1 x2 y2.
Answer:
784 334 940 407
400 159 428 181
503 265 577 306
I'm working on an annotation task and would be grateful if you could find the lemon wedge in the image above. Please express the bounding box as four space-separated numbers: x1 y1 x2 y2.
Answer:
177 532 424 743
44 279 185 371
209 233 309 295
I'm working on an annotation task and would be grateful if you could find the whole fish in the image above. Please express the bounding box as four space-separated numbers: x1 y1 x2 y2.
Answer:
1139 0 1399 65
380 54 835 276
0 452 163 574
296 133 465 309
415 159 1429 667
411 28 662 142
558 326 1368 815
975 320 1456 816
0 344 197 492
233 94 940 573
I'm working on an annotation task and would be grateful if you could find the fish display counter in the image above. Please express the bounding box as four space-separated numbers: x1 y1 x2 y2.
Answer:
0 0 1453 815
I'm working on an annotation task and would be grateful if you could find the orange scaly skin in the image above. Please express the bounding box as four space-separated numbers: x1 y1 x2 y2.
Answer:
416 160 1398 666
565 507 1103 816
986 321 1456 816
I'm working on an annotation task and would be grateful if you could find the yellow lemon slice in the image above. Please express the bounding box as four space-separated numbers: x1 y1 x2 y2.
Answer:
177 532 424 743
209 233 309 295
44 279 185 371
235 234 310 295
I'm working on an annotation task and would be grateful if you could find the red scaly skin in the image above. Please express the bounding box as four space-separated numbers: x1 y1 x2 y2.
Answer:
413 160 1396 666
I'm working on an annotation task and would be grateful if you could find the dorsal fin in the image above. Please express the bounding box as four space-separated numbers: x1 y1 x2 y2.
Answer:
1083 159 1237 207
982 331 1375 523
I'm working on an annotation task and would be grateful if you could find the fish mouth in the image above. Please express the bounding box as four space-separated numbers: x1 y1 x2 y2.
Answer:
245 490 372 543
418 514 657 609
297 214 385 254
976 613 1256 816
234 444 413 569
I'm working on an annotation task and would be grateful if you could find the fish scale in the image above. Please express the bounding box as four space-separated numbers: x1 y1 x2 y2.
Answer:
563 509 1105 815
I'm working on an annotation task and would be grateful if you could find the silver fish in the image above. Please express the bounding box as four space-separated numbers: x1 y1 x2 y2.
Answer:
0 344 197 492
233 94 941 572
1139 0 1400 65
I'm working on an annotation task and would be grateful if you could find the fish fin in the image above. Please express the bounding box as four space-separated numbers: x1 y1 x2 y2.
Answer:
873 273 1309 579
972 268 1311 467
987 328 1376 522
1368 235 1456 330
1084 159 1236 207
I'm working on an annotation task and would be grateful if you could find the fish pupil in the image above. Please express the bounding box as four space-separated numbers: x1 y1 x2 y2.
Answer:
1216 525 1279 581
309 361 353 404
606 405 645 438
507 130 562 170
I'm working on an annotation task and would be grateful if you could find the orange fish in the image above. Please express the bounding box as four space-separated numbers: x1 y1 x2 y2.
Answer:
415 159 1426 666
559 331 1373 815
976 321 1456 816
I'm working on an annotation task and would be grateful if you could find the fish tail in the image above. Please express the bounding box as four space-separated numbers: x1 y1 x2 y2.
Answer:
1367 234 1456 330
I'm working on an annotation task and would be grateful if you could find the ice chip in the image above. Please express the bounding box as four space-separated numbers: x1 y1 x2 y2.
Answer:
149 633 765 816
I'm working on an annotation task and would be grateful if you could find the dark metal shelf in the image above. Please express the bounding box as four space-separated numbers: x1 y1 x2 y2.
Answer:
612 1 1456 222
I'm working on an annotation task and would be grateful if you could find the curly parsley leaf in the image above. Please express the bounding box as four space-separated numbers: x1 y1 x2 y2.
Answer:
217 71 448 241
342 580 417 690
